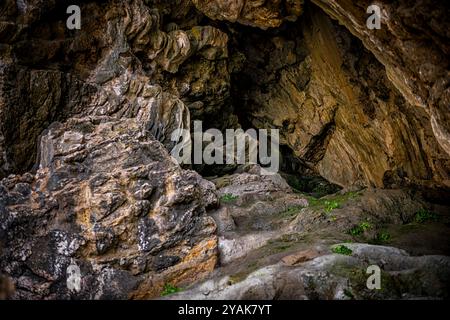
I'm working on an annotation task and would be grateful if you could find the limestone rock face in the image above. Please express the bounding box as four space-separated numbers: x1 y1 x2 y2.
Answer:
165 244 450 300
1 0 448 188
1 116 218 299
0 0 229 177
0 0 449 300
0 0 226 298
311 0 450 168
192 0 304 29
230 5 449 189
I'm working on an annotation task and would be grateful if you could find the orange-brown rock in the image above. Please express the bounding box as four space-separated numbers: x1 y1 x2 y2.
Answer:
192 0 304 29
231 5 449 189
281 249 321 265
0 117 218 299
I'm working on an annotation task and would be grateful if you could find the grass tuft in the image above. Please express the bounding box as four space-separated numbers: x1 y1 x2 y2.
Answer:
414 208 438 223
220 193 239 203
348 221 372 236
332 245 353 255
161 283 182 296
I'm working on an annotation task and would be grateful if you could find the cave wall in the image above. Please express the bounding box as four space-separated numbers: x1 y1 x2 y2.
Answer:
0 0 449 299
311 0 450 158
1 0 448 189
229 4 449 189
1 0 225 299
0 0 229 177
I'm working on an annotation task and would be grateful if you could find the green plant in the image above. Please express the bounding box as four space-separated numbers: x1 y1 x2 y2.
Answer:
348 221 372 236
161 283 182 296
220 193 238 203
307 191 361 214
370 231 391 244
360 221 371 230
324 200 340 213
414 209 438 223
332 245 353 255
346 191 360 199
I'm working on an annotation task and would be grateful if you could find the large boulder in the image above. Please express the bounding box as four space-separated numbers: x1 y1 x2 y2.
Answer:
0 116 218 299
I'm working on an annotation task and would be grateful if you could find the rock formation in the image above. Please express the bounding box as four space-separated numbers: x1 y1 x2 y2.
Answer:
0 0 449 299
229 4 449 189
1 116 218 299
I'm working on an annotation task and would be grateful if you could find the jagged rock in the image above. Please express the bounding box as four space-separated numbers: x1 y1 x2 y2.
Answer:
311 0 450 158
0 116 218 299
210 167 310 264
1 0 449 301
231 5 450 189
192 0 304 29
0 0 229 178
164 243 450 300
213 165 292 200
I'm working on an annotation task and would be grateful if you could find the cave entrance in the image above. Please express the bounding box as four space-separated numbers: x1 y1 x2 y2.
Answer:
186 14 341 198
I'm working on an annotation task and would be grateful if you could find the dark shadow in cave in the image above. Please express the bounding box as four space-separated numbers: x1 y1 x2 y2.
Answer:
223 15 341 198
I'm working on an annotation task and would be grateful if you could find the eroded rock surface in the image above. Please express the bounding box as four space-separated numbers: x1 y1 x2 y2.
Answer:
0 116 218 299
165 170 450 300
230 5 449 189
0 0 229 177
165 244 450 299
1 0 449 300
311 0 450 158
192 0 304 29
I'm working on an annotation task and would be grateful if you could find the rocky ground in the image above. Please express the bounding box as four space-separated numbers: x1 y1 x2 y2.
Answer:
1 0 449 299
165 166 450 299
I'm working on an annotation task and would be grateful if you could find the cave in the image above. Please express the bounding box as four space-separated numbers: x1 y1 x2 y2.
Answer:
1 0 450 301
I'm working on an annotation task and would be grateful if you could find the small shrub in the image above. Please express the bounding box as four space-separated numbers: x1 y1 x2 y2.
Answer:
161 283 182 296
348 221 372 236
324 200 340 213
332 245 353 255
414 209 438 223
220 193 238 203
370 232 391 245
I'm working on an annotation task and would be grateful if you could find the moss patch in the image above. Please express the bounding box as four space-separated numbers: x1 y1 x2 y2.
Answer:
348 221 372 236
228 262 261 285
414 209 438 223
220 193 239 203
261 233 308 255
369 231 391 245
331 245 353 255
306 191 361 213
161 283 182 296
